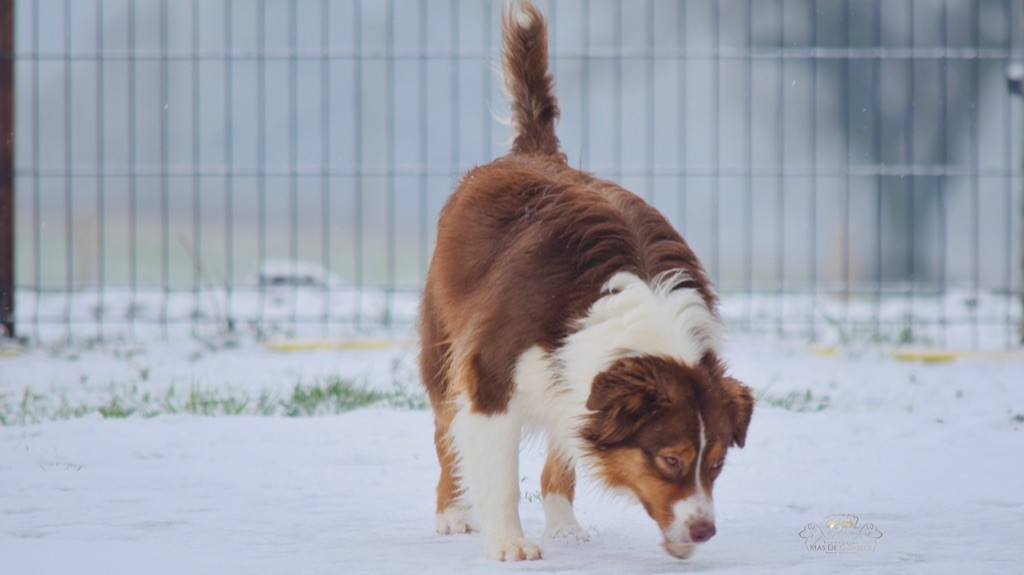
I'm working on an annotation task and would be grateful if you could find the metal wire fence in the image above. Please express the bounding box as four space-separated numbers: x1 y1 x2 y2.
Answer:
1 0 1022 348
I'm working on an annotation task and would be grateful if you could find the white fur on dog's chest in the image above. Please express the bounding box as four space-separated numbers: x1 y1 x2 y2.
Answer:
511 271 722 460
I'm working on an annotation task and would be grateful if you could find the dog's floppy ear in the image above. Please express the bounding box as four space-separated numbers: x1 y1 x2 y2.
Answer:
722 376 754 448
584 358 669 446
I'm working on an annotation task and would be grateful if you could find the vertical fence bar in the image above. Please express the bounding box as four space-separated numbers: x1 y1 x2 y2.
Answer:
128 0 137 339
191 0 201 335
448 0 459 270
774 0 784 334
841 1 851 335
1017 0 1024 346
1004 0 1014 348
645 0 654 204
224 0 235 332
711 0 720 285
0 0 13 339
808 0 818 340
906 1 915 341
938 0 948 347
159 0 169 338
482 0 492 162
385 0 395 326
1019 3 1024 346
320 0 331 334
677 0 687 286
353 0 363 327
417 0 427 281
581 0 589 170
31 0 38 339
289 0 299 329
450 0 459 181
96 0 105 340
63 0 73 343
743 0 753 329
548 0 556 84
614 0 621 182
970 0 980 347
872 0 882 341
257 0 266 327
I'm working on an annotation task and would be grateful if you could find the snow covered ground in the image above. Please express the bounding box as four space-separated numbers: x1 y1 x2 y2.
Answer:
2 327 1023 574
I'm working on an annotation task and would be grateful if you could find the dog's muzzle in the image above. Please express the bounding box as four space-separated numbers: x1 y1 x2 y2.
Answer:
662 519 716 559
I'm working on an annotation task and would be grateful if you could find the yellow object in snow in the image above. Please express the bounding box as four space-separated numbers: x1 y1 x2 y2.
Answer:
890 349 1024 363
265 339 407 353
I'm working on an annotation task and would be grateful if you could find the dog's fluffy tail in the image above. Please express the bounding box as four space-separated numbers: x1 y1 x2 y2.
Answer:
502 0 560 156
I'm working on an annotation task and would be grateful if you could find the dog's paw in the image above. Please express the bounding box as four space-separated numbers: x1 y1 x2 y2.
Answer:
435 506 477 535
487 537 544 561
544 522 590 543
663 539 697 559
542 495 589 542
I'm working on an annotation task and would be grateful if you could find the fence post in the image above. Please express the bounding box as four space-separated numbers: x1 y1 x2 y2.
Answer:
0 0 14 339
1011 64 1024 345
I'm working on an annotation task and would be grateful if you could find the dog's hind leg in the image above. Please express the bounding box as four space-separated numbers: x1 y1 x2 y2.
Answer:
541 445 589 541
419 296 476 535
432 406 476 534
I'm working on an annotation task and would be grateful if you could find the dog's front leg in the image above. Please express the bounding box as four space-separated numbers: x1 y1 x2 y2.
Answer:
452 407 543 561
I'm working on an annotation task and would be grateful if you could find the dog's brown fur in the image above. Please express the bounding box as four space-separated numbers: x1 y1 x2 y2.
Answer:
502 4 561 156
419 0 753 559
420 156 718 416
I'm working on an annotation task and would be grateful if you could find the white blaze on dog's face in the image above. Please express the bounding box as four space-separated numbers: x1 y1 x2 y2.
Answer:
582 356 753 559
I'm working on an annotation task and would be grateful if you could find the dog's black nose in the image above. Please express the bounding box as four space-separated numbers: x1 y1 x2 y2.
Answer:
689 521 716 543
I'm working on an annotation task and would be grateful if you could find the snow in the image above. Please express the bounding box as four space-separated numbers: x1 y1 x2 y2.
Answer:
2 327 1024 573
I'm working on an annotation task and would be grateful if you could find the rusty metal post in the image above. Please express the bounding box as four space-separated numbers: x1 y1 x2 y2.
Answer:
0 0 14 339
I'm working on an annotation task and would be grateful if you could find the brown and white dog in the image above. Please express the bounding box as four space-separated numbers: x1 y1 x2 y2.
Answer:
418 0 754 562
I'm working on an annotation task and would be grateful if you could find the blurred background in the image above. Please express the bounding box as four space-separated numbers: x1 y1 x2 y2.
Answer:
3 0 1023 347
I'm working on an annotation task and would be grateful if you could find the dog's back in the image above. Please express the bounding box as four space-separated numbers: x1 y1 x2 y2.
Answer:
421 3 714 416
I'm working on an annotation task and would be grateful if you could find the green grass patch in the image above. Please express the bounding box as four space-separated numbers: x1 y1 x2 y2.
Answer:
0 377 428 427
757 389 831 412
817 310 935 349
284 379 387 417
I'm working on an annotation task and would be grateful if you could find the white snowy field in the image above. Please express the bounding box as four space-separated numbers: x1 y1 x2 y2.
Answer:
2 331 1023 574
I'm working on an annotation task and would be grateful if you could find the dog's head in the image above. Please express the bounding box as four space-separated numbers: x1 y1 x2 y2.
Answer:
582 354 754 559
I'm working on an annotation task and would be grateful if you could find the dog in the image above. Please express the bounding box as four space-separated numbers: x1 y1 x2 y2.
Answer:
418 0 754 561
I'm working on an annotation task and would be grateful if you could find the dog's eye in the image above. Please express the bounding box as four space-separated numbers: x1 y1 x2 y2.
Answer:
662 455 681 468
711 458 725 471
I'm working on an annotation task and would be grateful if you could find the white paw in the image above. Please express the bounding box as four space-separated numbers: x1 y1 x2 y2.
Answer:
544 522 590 542
663 539 697 559
542 495 589 542
487 537 544 561
435 506 477 535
